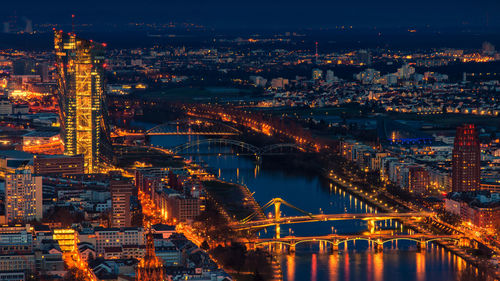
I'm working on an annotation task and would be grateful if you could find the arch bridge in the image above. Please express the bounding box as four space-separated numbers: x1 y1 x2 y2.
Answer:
146 118 242 136
247 233 469 253
170 139 306 157
112 118 242 137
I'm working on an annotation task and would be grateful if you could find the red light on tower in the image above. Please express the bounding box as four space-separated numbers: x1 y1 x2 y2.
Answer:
315 41 319 64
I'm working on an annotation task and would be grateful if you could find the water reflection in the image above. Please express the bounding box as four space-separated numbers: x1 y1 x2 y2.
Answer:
311 253 317 281
329 254 338 281
374 252 383 281
416 251 425 281
286 254 295 281
142 129 473 281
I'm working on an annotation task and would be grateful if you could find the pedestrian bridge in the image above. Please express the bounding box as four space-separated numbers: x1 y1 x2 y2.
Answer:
232 198 435 239
233 212 435 230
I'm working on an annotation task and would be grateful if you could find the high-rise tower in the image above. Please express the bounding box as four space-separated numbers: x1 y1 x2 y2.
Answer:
5 167 43 223
54 30 106 173
110 172 133 228
452 124 481 192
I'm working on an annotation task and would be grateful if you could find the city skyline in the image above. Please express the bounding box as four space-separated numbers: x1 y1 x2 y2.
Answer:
0 3 498 280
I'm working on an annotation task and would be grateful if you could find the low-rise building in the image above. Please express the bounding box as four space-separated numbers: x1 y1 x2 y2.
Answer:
33 154 84 176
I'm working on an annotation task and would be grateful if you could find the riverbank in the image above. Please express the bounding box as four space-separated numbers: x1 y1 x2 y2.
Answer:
129 114 488 280
325 171 497 281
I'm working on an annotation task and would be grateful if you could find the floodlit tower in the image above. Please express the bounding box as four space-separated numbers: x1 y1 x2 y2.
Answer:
54 30 106 173
137 229 165 281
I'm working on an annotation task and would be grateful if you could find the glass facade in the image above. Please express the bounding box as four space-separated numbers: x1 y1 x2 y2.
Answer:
54 31 106 173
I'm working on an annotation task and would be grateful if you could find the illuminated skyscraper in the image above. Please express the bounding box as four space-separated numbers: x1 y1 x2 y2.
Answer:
54 30 106 173
452 124 481 192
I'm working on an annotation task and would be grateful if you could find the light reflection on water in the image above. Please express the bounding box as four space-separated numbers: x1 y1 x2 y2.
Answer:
279 245 469 281
140 127 475 281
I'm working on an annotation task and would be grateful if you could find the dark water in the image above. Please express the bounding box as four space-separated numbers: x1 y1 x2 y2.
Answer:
135 121 474 281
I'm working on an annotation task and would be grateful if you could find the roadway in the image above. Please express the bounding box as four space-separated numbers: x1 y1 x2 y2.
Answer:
253 233 462 245
233 212 434 230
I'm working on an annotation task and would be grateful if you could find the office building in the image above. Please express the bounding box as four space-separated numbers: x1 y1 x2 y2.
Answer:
167 196 201 222
52 228 77 252
0 225 36 278
135 167 170 200
95 227 144 255
33 154 84 176
5 168 42 223
0 99 12 115
54 30 106 173
312 68 323 80
408 166 429 194
22 131 63 155
110 172 133 228
452 124 481 192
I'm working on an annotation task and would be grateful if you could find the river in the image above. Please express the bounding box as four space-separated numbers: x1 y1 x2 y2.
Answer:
134 121 473 281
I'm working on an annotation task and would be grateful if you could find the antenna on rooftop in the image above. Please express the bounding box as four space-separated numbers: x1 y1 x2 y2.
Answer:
315 41 319 65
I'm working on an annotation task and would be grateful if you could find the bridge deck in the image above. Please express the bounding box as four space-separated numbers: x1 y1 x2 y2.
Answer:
252 233 461 244
234 212 434 230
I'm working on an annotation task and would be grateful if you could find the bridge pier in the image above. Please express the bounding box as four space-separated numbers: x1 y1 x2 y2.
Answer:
274 243 283 253
255 155 262 164
329 242 339 252
417 240 426 251
288 244 296 254
274 201 281 240
374 240 384 252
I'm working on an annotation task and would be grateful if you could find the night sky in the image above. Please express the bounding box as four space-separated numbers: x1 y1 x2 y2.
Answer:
1 0 500 29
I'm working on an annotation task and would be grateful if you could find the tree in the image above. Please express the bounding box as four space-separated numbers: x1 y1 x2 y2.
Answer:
253 271 265 281
200 240 210 251
63 268 86 281
227 242 247 273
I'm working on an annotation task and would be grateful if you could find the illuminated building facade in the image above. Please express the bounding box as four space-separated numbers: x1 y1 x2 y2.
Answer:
5 167 43 223
33 154 85 176
53 228 77 252
408 166 429 194
110 172 133 228
95 227 144 255
54 30 106 173
167 196 201 222
136 229 165 281
452 124 481 192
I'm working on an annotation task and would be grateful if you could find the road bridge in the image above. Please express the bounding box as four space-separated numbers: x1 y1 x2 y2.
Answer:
234 198 435 237
246 233 469 253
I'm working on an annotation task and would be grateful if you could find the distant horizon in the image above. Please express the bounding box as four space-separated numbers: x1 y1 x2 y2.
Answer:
1 29 500 52
2 0 500 30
